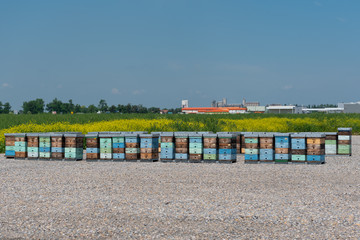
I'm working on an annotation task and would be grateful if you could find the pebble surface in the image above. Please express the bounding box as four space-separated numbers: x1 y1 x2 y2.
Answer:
1 137 360 239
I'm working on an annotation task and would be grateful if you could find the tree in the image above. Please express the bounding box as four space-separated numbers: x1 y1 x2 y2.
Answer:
3 102 11 113
22 99 44 114
109 105 117 113
98 99 108 113
46 98 63 113
88 104 98 113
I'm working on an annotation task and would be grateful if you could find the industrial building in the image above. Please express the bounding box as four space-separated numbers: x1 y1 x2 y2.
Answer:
338 102 360 113
182 107 247 114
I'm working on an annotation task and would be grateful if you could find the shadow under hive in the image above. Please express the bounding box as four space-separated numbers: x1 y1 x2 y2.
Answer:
50 133 65 160
175 133 189 160
140 133 159 161
112 133 125 160
337 127 352 156
86 133 100 160
160 133 174 161
259 132 274 162
125 133 140 160
203 134 218 161
274 133 290 163
64 133 83 160
325 132 337 155
5 133 16 158
244 133 259 163
39 133 51 160
27 133 39 159
218 133 236 162
14 133 27 159
99 133 112 160
291 133 306 163
306 133 325 164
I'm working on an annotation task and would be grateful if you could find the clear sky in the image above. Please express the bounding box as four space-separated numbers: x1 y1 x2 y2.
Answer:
1 0 359 110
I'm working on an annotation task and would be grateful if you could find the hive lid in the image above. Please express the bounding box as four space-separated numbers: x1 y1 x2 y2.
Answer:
140 133 156 138
217 133 235 138
274 133 290 137
132 131 148 134
51 133 64 137
98 133 113 138
160 132 174 137
259 132 275 137
338 127 352 131
85 133 98 138
124 133 139 137
203 133 217 138
4 133 16 137
290 133 306 138
27 133 39 137
197 131 211 134
188 133 203 137
38 133 51 137
174 132 189 137
110 133 125 137
244 133 259 137
64 133 84 137
306 133 326 138
325 132 337 136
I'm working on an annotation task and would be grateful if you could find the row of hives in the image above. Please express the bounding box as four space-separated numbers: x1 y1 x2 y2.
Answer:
4 128 351 163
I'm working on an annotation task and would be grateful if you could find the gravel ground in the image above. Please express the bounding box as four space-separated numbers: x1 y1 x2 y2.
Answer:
1 137 360 239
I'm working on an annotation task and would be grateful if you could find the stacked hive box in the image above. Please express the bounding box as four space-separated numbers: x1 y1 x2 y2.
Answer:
274 133 290 163
86 133 100 160
14 133 27 159
140 133 159 161
27 133 39 160
337 128 352 156
51 133 64 160
234 132 242 154
5 133 16 158
259 132 274 163
189 133 203 162
39 133 51 160
174 133 189 161
99 133 112 160
203 134 218 161
125 133 140 160
244 133 259 163
291 133 306 163
160 133 174 161
64 133 83 160
218 133 236 162
112 133 125 161
325 132 337 155
307 133 325 164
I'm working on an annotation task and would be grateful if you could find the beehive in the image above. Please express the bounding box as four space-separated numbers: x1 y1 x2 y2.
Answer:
159 132 174 161
291 133 306 163
244 133 259 163
27 133 39 159
306 133 325 164
5 133 16 158
14 133 27 159
203 133 218 161
50 133 65 160
259 132 274 162
325 132 337 155
218 133 236 163
337 128 352 156
64 133 83 160
174 132 189 161
140 133 159 161
188 133 203 162
39 133 51 160
99 133 112 160
125 133 140 160
274 133 290 163
86 133 100 160
112 133 125 161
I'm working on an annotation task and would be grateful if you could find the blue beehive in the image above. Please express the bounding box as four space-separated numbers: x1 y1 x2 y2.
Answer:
259 132 274 162
218 133 236 162
244 133 259 163
274 133 290 163
291 133 306 163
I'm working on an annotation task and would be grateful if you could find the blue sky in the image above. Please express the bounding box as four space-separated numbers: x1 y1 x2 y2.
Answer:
1 0 359 110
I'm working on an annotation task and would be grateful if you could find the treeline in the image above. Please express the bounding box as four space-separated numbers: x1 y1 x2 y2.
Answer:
21 98 181 114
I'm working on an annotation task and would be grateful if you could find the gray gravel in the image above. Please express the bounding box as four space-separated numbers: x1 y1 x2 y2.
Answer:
1 137 360 239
